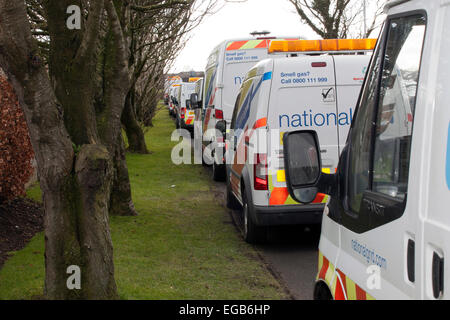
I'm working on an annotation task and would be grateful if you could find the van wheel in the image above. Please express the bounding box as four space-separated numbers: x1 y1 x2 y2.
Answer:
176 118 180 129
226 175 241 210
212 152 225 181
212 162 225 181
201 150 207 167
314 282 333 300
242 190 266 244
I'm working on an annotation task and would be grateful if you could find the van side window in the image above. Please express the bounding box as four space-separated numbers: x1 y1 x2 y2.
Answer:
346 14 426 230
348 28 385 213
372 16 426 200
230 92 242 130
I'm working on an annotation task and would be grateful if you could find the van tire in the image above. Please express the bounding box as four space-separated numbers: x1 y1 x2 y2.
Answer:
314 281 333 300
201 151 208 167
212 155 225 181
242 190 266 244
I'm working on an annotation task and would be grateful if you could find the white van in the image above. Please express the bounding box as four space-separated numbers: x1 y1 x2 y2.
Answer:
196 35 302 180
165 76 181 106
283 0 449 300
194 78 204 111
175 82 197 130
225 39 375 243
169 81 181 117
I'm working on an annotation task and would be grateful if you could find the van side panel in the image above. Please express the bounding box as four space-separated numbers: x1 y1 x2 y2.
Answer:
230 73 265 197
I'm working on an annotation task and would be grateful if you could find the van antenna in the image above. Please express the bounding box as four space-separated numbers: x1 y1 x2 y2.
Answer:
250 31 271 37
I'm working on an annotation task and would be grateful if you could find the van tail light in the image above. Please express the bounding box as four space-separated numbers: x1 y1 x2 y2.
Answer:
215 109 224 120
254 153 268 191
181 108 186 119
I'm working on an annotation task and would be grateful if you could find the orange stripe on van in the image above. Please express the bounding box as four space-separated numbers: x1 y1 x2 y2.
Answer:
226 41 249 51
335 269 347 300
319 255 329 280
269 187 289 205
355 284 367 300
253 117 267 129
255 40 269 48
312 193 326 203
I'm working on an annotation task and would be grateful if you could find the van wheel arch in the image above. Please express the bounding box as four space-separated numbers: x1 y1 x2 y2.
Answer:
240 176 267 244
314 280 334 300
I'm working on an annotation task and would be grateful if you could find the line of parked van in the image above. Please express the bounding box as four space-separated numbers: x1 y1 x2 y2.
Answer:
165 0 450 300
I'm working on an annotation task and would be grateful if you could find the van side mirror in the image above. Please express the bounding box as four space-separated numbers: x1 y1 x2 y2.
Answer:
190 93 200 109
215 120 226 134
186 100 191 109
283 131 322 203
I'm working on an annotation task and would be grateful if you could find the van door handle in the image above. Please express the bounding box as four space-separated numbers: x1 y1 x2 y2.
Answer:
432 252 444 299
407 239 415 283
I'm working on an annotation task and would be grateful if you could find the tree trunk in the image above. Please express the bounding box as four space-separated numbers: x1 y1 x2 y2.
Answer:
0 0 119 299
45 145 118 299
122 91 149 154
109 135 138 216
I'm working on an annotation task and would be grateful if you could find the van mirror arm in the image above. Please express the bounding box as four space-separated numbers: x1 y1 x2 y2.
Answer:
316 173 337 198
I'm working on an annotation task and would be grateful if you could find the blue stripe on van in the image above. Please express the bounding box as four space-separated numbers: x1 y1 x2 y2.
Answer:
263 71 272 81
447 123 450 190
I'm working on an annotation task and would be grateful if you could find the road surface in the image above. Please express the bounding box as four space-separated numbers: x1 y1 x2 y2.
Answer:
212 177 320 300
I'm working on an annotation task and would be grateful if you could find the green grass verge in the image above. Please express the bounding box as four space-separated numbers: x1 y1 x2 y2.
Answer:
0 105 288 300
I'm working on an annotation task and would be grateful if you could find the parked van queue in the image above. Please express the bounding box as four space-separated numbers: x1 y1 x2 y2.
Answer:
165 0 450 300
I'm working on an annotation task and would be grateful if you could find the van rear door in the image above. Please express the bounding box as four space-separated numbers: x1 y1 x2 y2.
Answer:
267 56 338 206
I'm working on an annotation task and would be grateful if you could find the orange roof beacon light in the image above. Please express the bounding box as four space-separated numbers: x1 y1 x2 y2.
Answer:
268 38 377 54
189 77 201 82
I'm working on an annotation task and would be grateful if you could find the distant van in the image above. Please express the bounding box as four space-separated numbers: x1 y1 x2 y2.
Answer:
175 82 197 130
226 39 375 243
168 81 181 117
195 35 302 180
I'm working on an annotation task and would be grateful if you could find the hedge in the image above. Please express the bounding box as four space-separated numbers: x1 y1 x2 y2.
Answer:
0 72 35 203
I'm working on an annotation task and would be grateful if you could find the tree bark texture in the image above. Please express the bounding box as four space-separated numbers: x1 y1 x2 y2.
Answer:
0 0 120 299
122 90 148 154
109 135 138 216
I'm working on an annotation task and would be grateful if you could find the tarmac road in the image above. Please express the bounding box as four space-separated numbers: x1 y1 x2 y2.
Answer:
212 179 321 300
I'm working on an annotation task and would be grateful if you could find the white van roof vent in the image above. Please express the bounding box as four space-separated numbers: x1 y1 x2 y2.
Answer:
250 30 271 37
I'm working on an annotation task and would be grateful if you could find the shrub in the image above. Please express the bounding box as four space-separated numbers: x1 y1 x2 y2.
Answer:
0 73 35 203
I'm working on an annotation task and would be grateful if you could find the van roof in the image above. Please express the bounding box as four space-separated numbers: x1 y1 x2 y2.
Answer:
213 36 305 51
384 0 411 11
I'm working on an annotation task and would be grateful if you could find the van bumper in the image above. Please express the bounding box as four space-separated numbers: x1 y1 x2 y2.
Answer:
253 204 324 226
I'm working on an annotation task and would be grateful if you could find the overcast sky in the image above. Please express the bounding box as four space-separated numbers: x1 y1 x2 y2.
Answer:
170 0 320 73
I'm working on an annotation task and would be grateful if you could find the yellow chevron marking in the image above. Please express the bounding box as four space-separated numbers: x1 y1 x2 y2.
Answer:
277 170 286 182
346 277 357 300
